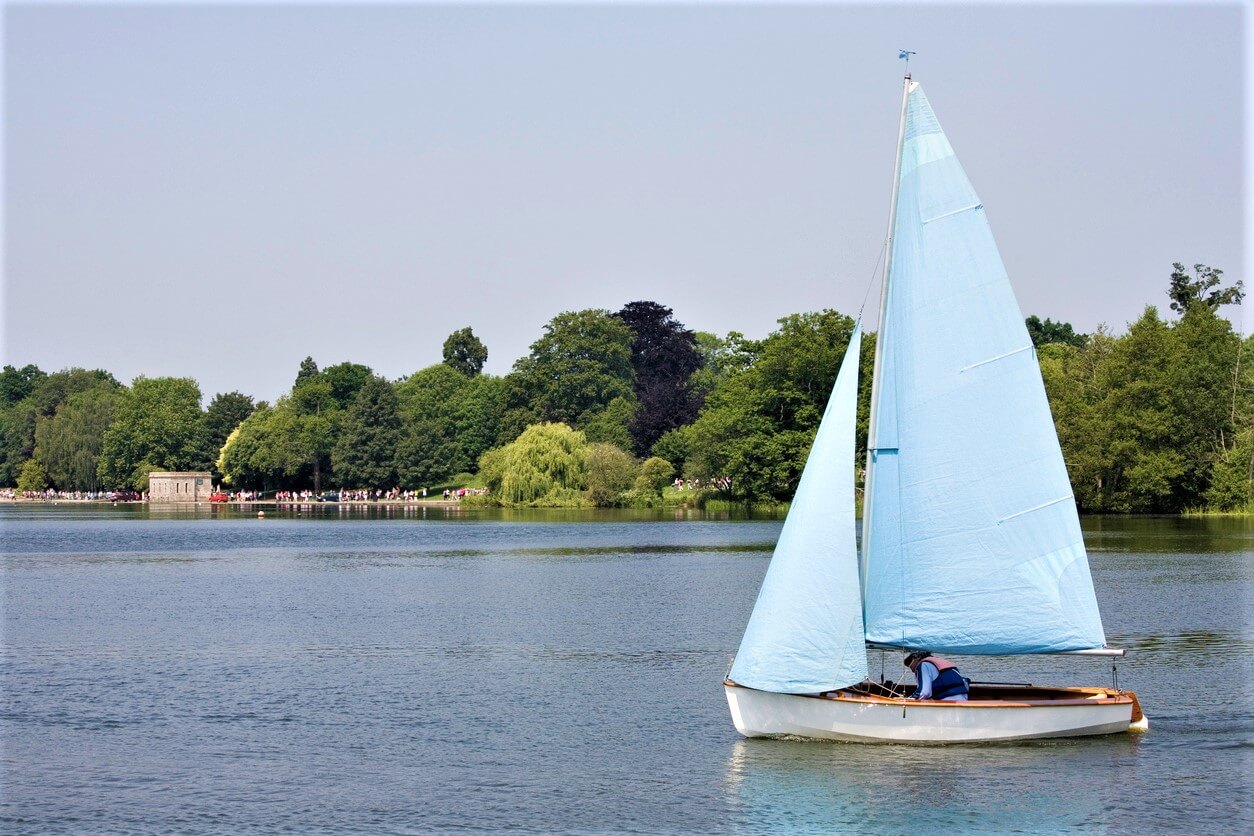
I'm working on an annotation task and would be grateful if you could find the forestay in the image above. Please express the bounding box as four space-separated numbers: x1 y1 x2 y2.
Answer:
730 324 867 693
861 82 1107 654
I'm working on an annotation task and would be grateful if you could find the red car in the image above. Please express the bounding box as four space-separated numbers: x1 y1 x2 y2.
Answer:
209 492 230 503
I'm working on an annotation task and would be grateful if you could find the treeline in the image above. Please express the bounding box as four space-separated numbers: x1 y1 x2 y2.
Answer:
0 370 253 495
3 264 1248 513
1040 265 1249 513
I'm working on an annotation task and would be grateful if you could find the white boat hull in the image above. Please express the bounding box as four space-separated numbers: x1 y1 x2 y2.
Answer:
725 682 1141 743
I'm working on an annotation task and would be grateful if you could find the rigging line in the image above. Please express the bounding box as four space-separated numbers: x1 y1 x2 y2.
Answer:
857 238 888 319
1232 310 1246 423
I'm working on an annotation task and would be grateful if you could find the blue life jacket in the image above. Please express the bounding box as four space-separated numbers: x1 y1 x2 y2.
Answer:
921 656 969 700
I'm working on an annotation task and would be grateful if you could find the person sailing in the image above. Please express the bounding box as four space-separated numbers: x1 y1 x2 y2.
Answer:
904 651 970 701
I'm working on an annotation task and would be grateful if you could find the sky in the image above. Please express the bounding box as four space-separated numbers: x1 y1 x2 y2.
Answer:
3 2 1247 403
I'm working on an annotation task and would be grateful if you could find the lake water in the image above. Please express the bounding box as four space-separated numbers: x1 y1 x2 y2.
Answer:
2 505 1251 833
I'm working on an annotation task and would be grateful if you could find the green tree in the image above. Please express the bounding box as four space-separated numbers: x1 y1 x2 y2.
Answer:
321 362 375 408
97 377 207 489
219 404 310 489
442 327 489 376
294 356 320 388
1165 301 1241 507
395 364 505 487
690 331 757 401
33 387 121 491
0 409 28 485
1206 334 1254 510
217 426 245 485
504 310 635 431
1206 430 1254 510
290 378 339 492
1025 315 1086 348
1168 262 1243 313
1 369 123 486
683 311 864 500
580 395 636 452
1038 332 1116 511
635 456 675 495
1041 294 1243 513
478 422 588 506
332 376 402 487
26 369 121 421
1095 308 1183 512
0 364 46 407
16 459 47 493
650 426 692 473
584 442 637 506
204 392 256 468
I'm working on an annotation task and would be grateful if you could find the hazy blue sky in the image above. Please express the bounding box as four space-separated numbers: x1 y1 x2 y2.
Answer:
3 2 1246 402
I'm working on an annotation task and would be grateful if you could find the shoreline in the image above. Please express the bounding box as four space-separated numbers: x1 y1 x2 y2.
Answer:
0 498 467 509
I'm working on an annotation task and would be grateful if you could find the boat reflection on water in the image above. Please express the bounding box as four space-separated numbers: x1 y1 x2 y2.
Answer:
721 735 1143 832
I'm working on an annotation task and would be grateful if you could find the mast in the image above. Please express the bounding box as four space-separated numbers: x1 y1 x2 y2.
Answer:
860 73 912 596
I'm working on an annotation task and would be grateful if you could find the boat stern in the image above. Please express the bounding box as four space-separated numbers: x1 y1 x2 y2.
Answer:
1127 691 1150 731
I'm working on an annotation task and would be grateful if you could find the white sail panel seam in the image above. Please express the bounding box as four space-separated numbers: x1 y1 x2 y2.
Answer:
997 494 1074 525
922 203 983 225
959 344 1034 373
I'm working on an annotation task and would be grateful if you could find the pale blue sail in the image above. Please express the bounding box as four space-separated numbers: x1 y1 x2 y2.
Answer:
730 324 867 692
862 82 1106 654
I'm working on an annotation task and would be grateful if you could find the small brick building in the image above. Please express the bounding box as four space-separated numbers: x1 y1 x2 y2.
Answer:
149 471 214 503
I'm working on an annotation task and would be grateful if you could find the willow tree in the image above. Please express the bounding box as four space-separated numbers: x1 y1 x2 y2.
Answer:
478 422 588 506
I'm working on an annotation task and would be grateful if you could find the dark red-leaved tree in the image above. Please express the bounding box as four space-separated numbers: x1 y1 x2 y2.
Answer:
615 301 705 456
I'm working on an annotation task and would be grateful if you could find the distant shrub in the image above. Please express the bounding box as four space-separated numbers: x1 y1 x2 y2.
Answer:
585 443 638 507
635 456 675 496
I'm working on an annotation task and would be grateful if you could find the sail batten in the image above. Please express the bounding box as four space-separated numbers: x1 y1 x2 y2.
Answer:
861 82 1107 655
729 325 867 693
960 344 1034 372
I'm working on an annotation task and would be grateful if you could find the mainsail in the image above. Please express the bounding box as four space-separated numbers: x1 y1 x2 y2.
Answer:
729 324 867 693
861 81 1107 654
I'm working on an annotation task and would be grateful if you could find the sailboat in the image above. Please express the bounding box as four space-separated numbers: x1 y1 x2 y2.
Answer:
723 75 1148 743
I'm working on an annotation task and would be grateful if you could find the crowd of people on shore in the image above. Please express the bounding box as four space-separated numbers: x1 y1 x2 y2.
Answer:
275 488 436 503
4 480 730 504
273 487 489 503
442 487 490 499
221 490 264 502
3 486 492 503
673 476 732 492
1 488 144 502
